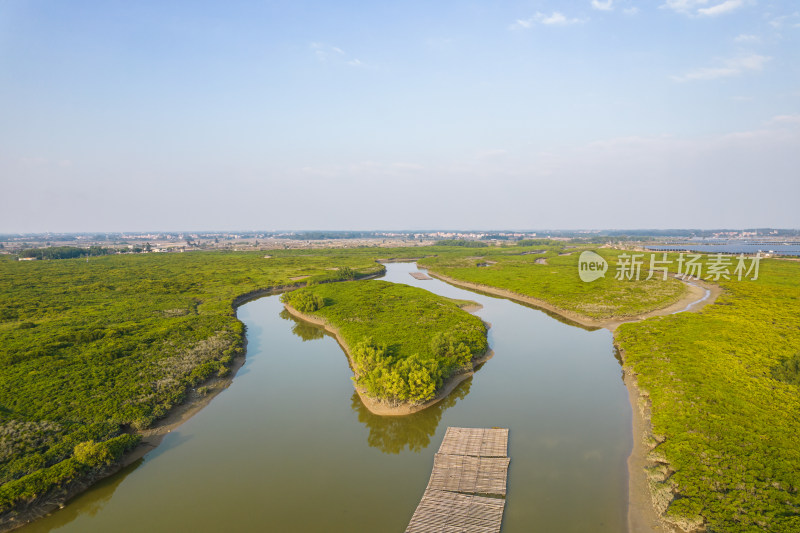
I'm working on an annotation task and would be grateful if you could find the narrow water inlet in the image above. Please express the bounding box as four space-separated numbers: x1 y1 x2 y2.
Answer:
672 281 712 314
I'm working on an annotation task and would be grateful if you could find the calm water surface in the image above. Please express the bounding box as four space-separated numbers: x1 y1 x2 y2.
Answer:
22 263 631 532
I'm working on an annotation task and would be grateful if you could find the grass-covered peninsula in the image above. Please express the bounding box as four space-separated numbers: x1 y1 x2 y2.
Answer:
280 280 489 414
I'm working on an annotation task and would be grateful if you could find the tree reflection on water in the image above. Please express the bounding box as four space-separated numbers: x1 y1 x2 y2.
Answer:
350 378 472 454
279 309 325 341
22 458 143 532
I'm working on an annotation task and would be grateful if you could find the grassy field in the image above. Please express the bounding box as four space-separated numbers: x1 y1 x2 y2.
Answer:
281 280 488 404
616 257 800 532
0 250 383 516
417 246 687 319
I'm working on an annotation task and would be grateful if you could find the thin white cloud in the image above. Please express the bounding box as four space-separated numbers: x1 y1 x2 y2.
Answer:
623 7 639 15
661 0 704 15
734 33 760 43
662 0 746 17
310 42 368 68
672 54 770 82
698 0 744 16
769 12 800 28
768 114 800 125
310 42 346 61
591 0 613 11
511 11 586 29
541 11 586 25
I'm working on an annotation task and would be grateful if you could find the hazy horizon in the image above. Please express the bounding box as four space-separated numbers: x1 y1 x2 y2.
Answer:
2 1 799 233
3 227 800 237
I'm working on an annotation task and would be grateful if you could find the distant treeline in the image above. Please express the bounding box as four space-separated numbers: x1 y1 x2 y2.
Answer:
279 231 379 240
435 240 488 248
19 246 113 260
515 239 553 246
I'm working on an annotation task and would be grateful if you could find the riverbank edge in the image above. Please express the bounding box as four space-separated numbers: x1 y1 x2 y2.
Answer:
424 268 721 533
617 346 680 533
1 273 386 532
282 303 493 416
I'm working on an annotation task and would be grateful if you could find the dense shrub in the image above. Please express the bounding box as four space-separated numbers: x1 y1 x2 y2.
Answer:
351 338 440 403
284 280 488 405
435 239 488 248
772 353 800 387
280 291 325 313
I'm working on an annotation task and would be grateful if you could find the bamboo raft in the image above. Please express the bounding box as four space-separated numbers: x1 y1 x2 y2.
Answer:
410 272 432 280
406 427 510 533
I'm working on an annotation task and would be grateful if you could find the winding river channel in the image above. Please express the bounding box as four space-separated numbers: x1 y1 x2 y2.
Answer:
22 263 632 532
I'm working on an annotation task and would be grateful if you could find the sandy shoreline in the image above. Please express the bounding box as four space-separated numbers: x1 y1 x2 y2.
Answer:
424 268 721 533
282 303 493 416
619 348 677 533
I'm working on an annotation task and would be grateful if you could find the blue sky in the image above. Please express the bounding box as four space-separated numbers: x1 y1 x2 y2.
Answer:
1 0 798 232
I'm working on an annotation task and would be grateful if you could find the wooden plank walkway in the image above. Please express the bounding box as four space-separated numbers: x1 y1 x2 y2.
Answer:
438 427 508 458
406 427 510 533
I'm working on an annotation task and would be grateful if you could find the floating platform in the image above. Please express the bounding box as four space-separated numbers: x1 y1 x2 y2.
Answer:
406 427 510 533
410 272 432 280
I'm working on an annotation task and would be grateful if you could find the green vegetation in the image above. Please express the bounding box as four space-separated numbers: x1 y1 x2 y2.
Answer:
286 291 325 313
281 280 488 404
434 239 489 248
515 239 551 247
19 246 112 260
418 245 687 319
0 434 140 512
0 250 382 515
616 257 800 532
771 353 800 387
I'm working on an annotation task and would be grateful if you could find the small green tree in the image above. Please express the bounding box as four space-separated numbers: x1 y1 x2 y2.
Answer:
73 440 113 466
280 291 325 313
